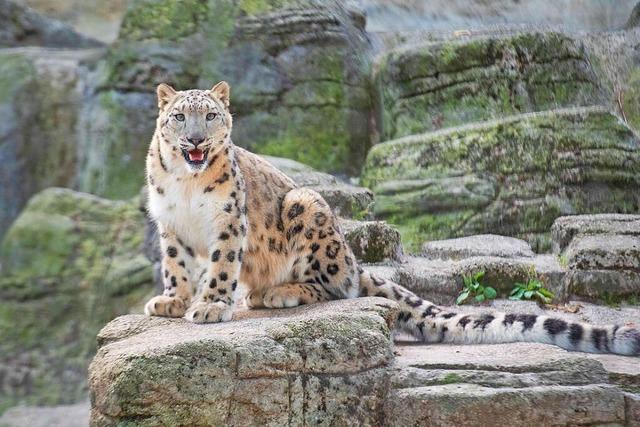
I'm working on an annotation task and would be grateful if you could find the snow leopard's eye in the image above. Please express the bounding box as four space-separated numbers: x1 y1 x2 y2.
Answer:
206 112 217 121
174 113 185 122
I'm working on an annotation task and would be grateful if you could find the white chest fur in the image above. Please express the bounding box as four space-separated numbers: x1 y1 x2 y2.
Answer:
148 177 228 256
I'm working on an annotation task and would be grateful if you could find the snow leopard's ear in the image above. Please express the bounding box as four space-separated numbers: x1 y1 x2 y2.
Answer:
210 81 230 109
156 83 177 110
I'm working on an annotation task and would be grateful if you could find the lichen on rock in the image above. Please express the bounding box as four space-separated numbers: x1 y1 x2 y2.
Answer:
0 188 153 411
374 32 606 140
362 107 640 252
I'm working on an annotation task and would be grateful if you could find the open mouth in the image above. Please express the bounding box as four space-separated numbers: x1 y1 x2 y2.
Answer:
181 148 208 166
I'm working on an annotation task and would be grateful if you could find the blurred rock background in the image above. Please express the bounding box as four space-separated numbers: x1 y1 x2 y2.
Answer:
0 0 639 421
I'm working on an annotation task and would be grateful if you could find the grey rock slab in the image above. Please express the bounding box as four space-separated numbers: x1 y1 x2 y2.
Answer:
340 219 404 262
552 214 640 253
422 234 535 260
392 342 610 387
566 269 640 302
394 255 565 305
89 298 398 426
385 383 626 427
0 0 102 48
627 393 640 426
565 234 640 270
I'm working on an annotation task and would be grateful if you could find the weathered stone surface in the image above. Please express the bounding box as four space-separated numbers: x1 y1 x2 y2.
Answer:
422 234 535 260
89 298 397 426
385 340 632 426
340 219 404 263
566 270 640 303
0 188 152 411
103 0 373 174
627 393 640 426
565 234 640 270
77 90 156 199
374 32 605 140
263 155 374 219
0 0 102 48
386 382 624 426
362 108 640 252
392 343 609 388
0 47 104 237
16 0 128 43
552 214 640 253
627 2 640 28
551 215 640 303
393 255 566 305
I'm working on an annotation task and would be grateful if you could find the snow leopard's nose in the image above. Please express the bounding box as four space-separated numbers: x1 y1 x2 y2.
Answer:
186 136 205 147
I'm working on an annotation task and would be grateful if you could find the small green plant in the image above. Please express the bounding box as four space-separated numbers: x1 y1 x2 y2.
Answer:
457 271 497 305
557 254 569 268
510 278 554 304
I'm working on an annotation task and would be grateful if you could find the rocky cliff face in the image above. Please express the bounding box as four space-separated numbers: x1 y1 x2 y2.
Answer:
103 0 372 175
362 107 640 252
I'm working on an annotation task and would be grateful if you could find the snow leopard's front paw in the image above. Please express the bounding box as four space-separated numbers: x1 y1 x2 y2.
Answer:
145 295 188 318
185 301 233 323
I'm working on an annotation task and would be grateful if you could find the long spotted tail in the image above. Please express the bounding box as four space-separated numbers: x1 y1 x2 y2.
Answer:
358 270 640 356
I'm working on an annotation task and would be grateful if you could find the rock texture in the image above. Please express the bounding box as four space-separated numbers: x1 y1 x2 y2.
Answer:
0 188 153 411
392 221 640 305
0 401 89 427
89 297 640 426
422 234 535 260
89 298 397 426
0 0 102 47
340 219 404 263
553 214 640 303
374 32 605 140
103 0 372 175
0 47 104 237
362 107 640 252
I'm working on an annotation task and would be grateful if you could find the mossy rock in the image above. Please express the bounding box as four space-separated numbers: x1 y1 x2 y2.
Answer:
361 108 640 253
101 0 372 175
0 49 99 238
374 32 606 140
77 90 156 199
622 68 640 133
0 188 152 412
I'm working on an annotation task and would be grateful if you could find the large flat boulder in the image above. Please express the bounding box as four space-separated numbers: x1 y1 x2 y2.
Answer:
89 298 397 426
0 188 153 410
361 108 640 252
552 214 640 253
393 254 565 305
